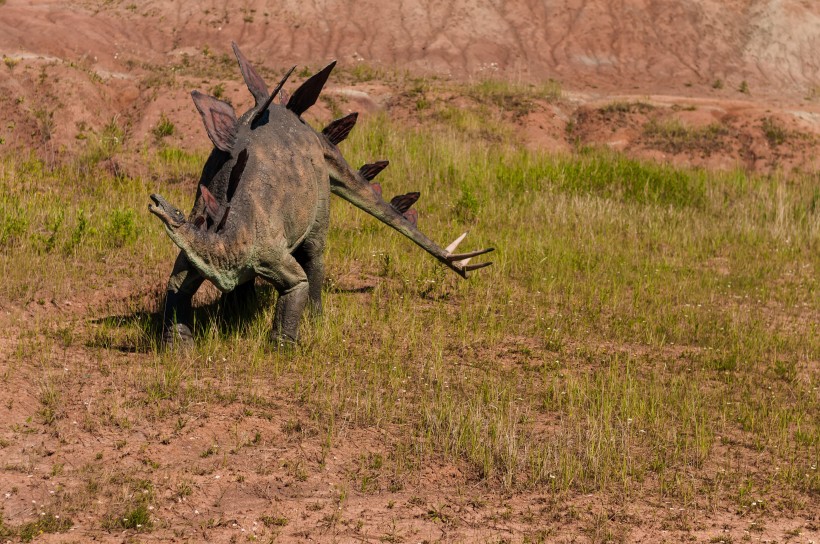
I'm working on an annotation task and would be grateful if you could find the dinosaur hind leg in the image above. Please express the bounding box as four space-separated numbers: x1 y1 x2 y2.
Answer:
162 251 205 349
294 238 325 318
258 251 310 345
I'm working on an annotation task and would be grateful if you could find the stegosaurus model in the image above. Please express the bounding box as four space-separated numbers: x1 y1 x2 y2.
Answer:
149 42 493 346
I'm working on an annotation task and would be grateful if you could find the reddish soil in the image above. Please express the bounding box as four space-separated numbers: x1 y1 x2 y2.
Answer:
1 0 819 172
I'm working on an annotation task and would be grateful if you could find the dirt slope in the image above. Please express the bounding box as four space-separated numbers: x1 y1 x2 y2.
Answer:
2 0 819 98
1 0 819 171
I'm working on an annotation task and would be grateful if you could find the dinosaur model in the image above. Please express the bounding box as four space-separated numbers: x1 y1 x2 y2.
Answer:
149 42 493 346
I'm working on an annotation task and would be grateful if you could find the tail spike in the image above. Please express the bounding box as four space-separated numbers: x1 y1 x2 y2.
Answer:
445 232 468 253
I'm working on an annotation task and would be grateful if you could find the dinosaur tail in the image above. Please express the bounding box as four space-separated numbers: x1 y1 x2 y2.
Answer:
323 143 493 278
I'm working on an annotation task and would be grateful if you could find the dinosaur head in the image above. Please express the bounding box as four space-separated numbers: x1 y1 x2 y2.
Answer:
149 194 187 230
149 193 206 258
149 193 211 265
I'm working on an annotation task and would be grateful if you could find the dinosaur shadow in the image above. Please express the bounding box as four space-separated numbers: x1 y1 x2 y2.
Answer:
90 282 275 353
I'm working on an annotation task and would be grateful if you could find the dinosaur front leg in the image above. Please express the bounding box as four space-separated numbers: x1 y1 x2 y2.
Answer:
220 279 258 325
162 251 205 349
258 251 310 345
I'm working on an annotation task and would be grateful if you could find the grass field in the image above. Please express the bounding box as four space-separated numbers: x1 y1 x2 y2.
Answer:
0 92 818 542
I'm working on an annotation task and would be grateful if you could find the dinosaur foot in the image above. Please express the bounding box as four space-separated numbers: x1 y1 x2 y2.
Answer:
268 333 298 354
162 324 195 351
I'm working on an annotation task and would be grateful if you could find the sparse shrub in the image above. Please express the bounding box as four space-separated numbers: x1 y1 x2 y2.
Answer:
18 513 73 542
38 381 62 424
4 56 18 70
711 78 724 89
704 351 738 372
34 209 64 253
739 80 750 94
771 359 797 383
82 116 125 166
105 208 137 247
261 515 288 527
0 513 13 540
158 146 197 166
347 62 384 83
320 94 343 118
761 117 787 146
210 82 225 99
105 504 152 531
467 78 561 118
33 107 55 142
642 119 727 154
64 208 93 254
600 101 655 115
454 184 479 222
152 113 175 139
0 201 28 249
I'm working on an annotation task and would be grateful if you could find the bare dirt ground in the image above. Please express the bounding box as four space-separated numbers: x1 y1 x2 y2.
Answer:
1 1 819 542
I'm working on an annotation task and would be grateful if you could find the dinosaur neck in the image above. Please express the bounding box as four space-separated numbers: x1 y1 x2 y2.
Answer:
165 224 243 292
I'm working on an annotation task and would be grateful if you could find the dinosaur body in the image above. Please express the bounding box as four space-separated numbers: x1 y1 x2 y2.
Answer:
150 43 493 346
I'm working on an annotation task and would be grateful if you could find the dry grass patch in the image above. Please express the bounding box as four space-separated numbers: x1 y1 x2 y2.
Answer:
0 87 818 540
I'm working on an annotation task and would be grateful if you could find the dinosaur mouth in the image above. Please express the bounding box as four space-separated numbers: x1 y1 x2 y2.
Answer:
149 194 186 228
